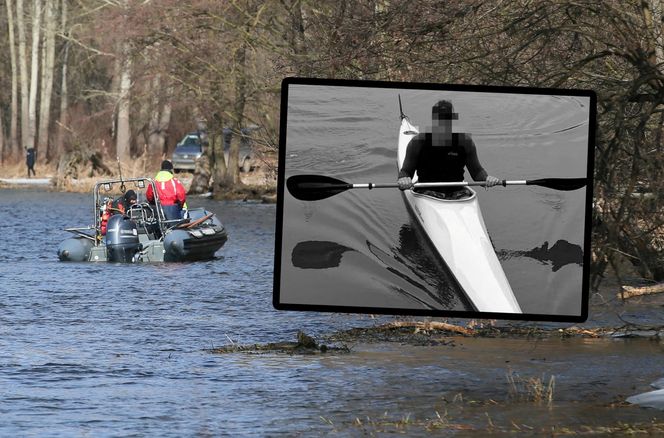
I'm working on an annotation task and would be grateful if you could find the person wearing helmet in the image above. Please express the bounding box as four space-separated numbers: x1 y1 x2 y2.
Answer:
397 99 500 199
146 160 188 221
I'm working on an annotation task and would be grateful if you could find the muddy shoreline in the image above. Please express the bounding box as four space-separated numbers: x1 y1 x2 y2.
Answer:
207 278 664 434
0 152 278 202
212 275 664 355
0 174 277 203
210 321 664 435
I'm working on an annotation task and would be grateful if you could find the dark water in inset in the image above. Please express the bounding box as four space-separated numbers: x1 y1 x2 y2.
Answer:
1 188 663 435
280 85 590 316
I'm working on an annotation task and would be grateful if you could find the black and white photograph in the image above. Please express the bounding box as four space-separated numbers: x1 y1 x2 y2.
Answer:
276 79 594 319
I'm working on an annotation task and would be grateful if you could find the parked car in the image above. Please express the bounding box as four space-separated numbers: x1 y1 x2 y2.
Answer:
171 132 205 173
172 127 258 174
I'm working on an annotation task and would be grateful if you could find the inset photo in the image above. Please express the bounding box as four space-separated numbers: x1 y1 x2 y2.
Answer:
274 78 595 322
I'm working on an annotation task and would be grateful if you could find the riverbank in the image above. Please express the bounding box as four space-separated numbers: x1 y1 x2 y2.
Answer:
214 275 664 350
0 155 278 202
208 274 664 434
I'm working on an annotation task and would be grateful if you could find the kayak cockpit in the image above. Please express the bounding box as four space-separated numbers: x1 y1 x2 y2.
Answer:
412 187 476 202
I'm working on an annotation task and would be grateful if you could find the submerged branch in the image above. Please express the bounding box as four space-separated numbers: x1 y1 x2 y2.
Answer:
209 330 350 355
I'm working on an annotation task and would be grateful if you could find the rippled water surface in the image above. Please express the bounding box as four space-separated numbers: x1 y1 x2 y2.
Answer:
1 188 663 435
0 189 373 435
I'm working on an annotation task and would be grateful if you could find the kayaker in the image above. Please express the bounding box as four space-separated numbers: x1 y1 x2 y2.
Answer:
397 100 500 198
146 160 188 220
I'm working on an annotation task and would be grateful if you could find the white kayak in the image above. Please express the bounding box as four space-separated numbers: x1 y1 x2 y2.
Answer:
398 116 522 313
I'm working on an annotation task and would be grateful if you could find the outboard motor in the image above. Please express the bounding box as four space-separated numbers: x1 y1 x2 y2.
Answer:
105 215 141 262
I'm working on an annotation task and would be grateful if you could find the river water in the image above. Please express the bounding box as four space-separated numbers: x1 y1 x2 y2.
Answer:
1 188 663 435
279 85 591 317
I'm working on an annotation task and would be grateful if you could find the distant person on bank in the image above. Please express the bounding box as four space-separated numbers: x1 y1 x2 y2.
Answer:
397 100 500 198
146 160 188 221
26 147 36 178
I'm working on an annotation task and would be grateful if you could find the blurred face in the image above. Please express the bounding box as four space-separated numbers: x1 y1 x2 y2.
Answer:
431 117 455 147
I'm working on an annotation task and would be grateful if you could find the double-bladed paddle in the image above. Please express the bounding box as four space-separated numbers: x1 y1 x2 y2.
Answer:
286 174 587 201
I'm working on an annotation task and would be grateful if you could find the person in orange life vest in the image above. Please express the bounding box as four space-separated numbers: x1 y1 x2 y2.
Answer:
146 160 188 220
111 189 138 215
100 190 138 235
99 198 113 236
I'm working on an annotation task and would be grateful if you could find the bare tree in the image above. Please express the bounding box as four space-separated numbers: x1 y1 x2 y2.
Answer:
5 0 20 161
116 43 132 163
16 0 29 152
0 108 5 164
38 0 58 162
53 0 69 158
145 74 172 161
27 0 43 155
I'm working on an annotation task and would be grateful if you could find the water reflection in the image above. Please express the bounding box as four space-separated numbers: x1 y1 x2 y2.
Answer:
289 222 473 311
393 222 473 311
498 239 583 272
291 241 353 269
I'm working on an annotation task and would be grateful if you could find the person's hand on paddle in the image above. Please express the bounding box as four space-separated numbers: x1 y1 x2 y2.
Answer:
397 176 413 191
484 175 500 189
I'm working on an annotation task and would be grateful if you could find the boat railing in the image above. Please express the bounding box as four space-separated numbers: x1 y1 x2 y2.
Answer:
92 177 169 245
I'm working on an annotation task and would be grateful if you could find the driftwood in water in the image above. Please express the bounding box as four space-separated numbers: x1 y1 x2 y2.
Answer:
618 283 664 300
329 322 619 344
384 321 475 336
209 330 349 355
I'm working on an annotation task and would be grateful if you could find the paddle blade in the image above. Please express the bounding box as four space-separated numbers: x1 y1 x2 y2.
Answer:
527 178 587 191
286 175 352 201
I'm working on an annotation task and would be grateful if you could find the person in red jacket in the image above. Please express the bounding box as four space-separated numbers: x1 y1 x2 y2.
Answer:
146 160 188 221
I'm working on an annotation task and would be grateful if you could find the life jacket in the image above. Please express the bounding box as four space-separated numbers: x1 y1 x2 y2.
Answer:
100 200 113 235
416 133 467 183
147 170 187 207
111 198 127 215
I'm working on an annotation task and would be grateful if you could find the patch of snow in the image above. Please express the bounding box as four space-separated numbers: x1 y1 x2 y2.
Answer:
0 178 51 185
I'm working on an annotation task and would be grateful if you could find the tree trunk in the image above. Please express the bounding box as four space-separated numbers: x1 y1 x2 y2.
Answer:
223 44 247 187
27 0 43 156
146 74 167 161
38 0 57 162
212 130 228 194
0 108 5 164
188 153 212 195
158 86 173 157
641 0 664 89
109 56 121 146
284 0 309 76
5 0 20 162
650 0 664 65
116 47 132 163
189 110 213 195
16 0 30 153
54 0 69 158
